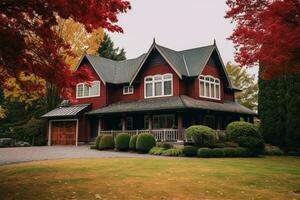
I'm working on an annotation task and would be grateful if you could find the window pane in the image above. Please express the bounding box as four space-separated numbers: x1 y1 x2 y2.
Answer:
154 75 162 80
164 80 171 95
129 86 133 93
200 76 204 80
77 85 83 97
205 82 209 97
200 81 205 96
211 84 215 98
84 85 89 96
215 79 220 83
163 74 172 79
90 82 99 96
216 85 220 99
155 82 162 96
146 83 152 97
146 77 152 81
166 116 174 128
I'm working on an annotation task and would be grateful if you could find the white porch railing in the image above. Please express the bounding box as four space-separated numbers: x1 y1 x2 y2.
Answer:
99 129 180 142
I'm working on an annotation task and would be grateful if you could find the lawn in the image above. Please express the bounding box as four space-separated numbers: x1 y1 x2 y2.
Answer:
0 156 299 200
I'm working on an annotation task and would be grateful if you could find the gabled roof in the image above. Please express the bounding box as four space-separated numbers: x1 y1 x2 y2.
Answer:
41 104 90 118
86 95 256 116
75 40 232 87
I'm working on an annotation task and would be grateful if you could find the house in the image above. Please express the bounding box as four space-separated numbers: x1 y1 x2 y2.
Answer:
42 39 256 146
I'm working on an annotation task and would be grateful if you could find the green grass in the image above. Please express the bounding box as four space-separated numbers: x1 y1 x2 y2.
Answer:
0 156 300 200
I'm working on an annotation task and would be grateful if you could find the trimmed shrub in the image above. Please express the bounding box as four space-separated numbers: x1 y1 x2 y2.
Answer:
182 145 198 157
136 133 156 153
129 135 138 151
186 125 214 147
99 135 115 150
210 148 224 157
162 148 183 157
210 142 226 148
95 135 102 149
115 133 131 151
226 121 265 155
223 147 239 157
224 141 239 148
235 147 252 157
263 144 284 155
157 142 174 149
197 148 213 158
149 147 164 155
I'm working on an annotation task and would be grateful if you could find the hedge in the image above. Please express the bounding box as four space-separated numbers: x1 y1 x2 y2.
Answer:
129 135 138 151
99 135 115 150
185 125 214 147
115 133 131 151
182 145 198 157
136 133 156 153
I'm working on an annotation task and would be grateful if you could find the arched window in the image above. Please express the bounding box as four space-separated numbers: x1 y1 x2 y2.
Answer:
144 73 173 98
76 81 100 98
199 75 220 100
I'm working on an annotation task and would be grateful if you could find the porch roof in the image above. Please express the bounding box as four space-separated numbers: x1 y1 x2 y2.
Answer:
41 104 90 118
86 95 256 116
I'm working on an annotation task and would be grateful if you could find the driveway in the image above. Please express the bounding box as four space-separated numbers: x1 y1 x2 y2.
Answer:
0 146 153 165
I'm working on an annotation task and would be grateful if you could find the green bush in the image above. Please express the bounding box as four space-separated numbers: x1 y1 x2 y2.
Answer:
136 133 156 153
226 121 265 155
223 147 239 157
99 135 115 150
197 148 213 158
95 135 102 149
157 142 174 149
224 141 239 148
162 148 183 157
235 147 252 157
216 131 227 142
186 125 214 147
115 133 130 151
197 147 251 158
129 135 138 151
263 144 284 155
182 145 198 157
149 147 165 155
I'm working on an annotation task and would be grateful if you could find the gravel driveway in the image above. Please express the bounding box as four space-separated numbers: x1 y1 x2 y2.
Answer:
0 146 153 165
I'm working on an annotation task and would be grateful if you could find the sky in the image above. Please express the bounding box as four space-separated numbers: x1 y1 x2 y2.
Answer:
110 0 258 75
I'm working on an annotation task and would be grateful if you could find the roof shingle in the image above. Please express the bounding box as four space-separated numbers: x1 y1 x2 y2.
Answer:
42 104 90 118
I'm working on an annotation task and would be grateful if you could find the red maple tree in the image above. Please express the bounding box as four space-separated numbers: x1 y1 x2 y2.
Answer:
226 0 300 79
0 0 130 99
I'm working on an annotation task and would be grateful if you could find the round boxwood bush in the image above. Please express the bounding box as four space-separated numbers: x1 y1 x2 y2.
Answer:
186 125 214 147
99 135 115 150
115 133 131 151
136 133 156 153
182 145 198 157
226 121 265 155
95 135 102 149
197 147 212 158
223 147 239 157
129 135 138 151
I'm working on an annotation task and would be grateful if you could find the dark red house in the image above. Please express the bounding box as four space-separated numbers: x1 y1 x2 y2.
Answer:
42 40 256 146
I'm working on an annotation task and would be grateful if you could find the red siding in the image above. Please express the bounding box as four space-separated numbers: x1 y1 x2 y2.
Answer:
73 63 107 110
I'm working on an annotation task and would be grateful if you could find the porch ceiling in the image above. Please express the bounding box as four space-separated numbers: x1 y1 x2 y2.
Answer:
86 95 256 116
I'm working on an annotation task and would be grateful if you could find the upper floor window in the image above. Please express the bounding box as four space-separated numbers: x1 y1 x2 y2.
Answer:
199 75 220 100
123 86 134 95
76 81 100 98
144 73 173 98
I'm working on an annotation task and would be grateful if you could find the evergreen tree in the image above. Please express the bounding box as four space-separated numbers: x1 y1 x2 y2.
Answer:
97 33 126 61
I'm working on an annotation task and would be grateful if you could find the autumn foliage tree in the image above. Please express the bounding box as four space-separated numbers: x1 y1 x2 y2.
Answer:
0 0 130 100
225 0 300 80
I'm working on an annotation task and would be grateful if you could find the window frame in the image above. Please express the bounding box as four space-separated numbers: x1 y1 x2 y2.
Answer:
76 80 100 99
123 85 134 95
144 73 173 98
199 75 221 100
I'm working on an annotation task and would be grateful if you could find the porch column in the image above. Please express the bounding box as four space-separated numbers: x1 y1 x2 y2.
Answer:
98 117 102 136
121 115 126 132
148 114 152 133
177 112 183 141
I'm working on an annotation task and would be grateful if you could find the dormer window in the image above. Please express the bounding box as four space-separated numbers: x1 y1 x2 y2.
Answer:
123 86 134 95
145 73 173 98
76 81 100 99
199 75 220 100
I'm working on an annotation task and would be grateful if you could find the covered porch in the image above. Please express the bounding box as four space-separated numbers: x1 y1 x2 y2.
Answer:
86 95 256 142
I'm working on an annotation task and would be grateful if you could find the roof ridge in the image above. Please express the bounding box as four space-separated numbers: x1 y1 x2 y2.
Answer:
178 44 215 53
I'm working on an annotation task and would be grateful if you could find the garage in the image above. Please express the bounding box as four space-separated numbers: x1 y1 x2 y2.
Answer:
42 103 91 146
50 121 77 145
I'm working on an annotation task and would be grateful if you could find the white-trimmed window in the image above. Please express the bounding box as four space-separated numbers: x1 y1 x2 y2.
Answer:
144 73 173 98
76 81 100 98
123 86 134 95
199 75 220 100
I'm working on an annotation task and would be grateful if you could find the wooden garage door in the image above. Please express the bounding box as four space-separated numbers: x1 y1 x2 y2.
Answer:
51 121 76 145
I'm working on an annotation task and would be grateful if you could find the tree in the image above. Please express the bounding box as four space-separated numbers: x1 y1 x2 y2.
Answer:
0 0 130 100
97 33 126 61
225 0 300 80
226 62 258 111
